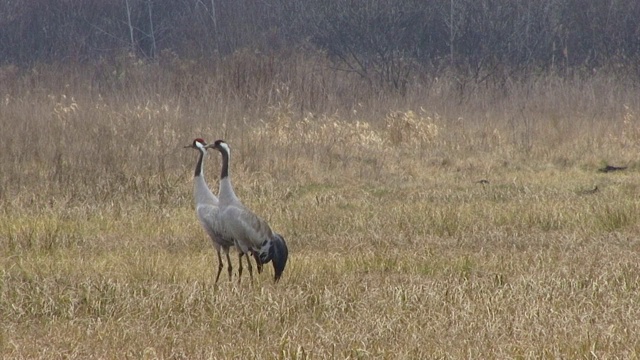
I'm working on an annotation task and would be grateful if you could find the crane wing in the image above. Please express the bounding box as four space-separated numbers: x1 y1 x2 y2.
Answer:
197 203 234 248
219 205 273 249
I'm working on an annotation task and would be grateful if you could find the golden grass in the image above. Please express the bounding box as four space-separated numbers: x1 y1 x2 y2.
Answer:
1 58 640 358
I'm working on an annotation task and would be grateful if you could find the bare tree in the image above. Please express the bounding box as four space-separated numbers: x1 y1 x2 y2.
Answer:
310 0 428 91
124 0 136 54
146 0 156 58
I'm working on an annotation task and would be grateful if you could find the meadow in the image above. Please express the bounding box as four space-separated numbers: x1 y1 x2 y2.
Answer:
1 55 640 359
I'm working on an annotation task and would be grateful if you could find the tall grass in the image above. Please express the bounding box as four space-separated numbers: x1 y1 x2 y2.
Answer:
1 53 640 358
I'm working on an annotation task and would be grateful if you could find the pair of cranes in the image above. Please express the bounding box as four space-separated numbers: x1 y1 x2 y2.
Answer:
185 138 288 283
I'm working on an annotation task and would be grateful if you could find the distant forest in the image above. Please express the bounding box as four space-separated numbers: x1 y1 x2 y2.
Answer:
1 0 639 88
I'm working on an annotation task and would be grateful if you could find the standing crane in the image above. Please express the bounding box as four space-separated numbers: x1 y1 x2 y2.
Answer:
185 138 237 284
206 140 289 282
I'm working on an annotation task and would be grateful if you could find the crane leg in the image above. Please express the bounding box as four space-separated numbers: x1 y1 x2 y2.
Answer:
225 251 233 281
246 254 254 280
252 250 263 274
237 253 244 283
214 250 224 284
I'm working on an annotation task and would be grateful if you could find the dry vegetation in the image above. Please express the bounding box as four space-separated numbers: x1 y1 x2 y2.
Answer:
1 55 640 359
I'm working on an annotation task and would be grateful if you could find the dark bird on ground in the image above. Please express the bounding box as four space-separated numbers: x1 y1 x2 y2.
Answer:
599 165 627 173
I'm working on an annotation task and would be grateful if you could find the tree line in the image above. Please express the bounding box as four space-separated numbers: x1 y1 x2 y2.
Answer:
1 0 639 88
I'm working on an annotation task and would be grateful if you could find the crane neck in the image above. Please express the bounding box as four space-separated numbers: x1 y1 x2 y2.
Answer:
217 145 239 203
194 148 205 178
193 148 217 206
219 177 239 204
219 146 229 180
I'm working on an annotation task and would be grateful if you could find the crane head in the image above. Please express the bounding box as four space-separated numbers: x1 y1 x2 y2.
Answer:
206 139 230 153
256 234 289 282
184 138 207 149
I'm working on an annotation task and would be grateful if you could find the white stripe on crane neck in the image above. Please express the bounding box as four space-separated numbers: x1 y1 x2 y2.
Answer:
218 141 230 156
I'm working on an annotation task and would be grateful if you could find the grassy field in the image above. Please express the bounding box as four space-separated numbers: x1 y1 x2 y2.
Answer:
1 58 640 358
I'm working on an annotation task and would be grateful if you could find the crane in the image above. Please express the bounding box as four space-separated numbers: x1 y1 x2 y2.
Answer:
206 140 289 282
185 138 237 284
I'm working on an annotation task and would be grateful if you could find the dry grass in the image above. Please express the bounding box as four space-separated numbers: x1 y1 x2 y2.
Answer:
1 56 640 359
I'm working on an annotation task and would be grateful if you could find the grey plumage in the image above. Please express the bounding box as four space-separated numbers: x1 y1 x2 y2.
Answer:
185 138 236 284
207 140 289 282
